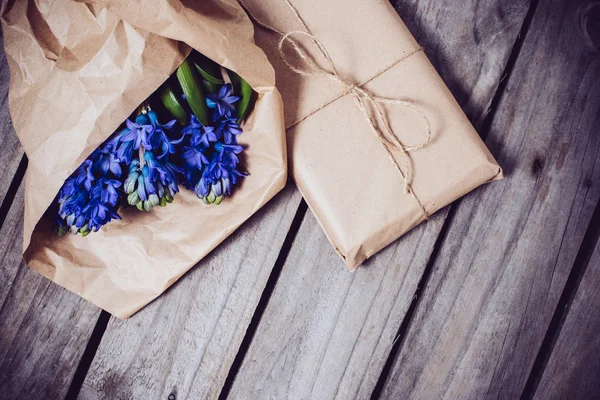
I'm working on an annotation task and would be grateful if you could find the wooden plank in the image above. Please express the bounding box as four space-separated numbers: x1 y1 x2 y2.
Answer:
79 186 302 400
0 36 97 399
534 240 600 400
0 29 25 205
227 1 531 399
0 183 101 400
382 0 600 398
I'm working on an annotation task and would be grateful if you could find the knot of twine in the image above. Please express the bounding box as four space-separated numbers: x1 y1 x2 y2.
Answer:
239 0 431 218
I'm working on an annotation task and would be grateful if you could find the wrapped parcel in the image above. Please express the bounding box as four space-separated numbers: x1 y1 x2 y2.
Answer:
244 0 502 269
1 0 287 318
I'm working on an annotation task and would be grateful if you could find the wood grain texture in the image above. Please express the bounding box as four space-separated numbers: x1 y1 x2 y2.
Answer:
0 29 24 206
79 186 302 400
394 0 528 127
0 183 101 400
227 1 531 398
229 208 448 400
0 35 97 400
534 240 600 400
382 0 600 398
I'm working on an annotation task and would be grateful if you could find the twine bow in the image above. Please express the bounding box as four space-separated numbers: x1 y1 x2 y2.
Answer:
239 0 432 218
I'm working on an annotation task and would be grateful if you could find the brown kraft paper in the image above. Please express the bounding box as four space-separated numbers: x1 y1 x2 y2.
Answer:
1 0 287 318
242 0 503 270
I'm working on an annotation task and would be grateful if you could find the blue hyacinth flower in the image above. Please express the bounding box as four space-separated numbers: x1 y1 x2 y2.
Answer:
74 160 95 192
182 115 217 147
216 118 242 144
120 113 154 152
58 175 122 236
92 144 122 177
91 178 122 206
181 144 210 171
144 151 180 197
83 199 121 232
124 155 179 211
206 83 239 120
194 142 246 204
147 111 181 159
59 161 91 202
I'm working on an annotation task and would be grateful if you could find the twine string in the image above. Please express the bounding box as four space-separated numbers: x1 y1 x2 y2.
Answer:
238 0 431 218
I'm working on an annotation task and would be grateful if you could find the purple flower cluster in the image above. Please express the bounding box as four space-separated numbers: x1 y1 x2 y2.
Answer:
178 84 246 204
53 82 247 235
116 111 182 211
56 148 123 236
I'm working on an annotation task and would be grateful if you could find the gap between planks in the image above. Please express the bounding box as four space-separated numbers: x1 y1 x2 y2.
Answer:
65 311 111 400
369 203 459 399
521 196 600 399
218 199 309 400
0 154 26 231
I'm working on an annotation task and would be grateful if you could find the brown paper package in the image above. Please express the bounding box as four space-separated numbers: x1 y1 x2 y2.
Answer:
1 0 287 318
242 0 503 270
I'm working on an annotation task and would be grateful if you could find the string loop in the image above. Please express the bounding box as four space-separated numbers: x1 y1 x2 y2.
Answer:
238 0 431 217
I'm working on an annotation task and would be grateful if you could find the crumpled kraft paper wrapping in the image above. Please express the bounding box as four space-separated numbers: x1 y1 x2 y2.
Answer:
243 0 502 270
1 0 287 318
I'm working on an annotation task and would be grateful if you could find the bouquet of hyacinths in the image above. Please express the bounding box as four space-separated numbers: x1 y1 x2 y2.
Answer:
3 0 287 318
54 53 256 236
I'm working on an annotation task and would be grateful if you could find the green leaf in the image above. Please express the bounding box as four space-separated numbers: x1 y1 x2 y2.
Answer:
191 51 221 76
195 64 224 85
176 59 209 126
190 52 224 93
230 71 256 123
159 83 188 126
194 62 224 93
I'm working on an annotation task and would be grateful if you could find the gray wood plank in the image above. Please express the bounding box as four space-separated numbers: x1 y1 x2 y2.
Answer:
228 1 531 399
534 240 600 400
230 209 448 400
0 33 96 400
382 0 600 399
0 28 25 205
79 186 302 400
0 183 101 400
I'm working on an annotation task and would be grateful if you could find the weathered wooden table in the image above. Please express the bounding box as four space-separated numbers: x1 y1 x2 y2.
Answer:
1 0 599 399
